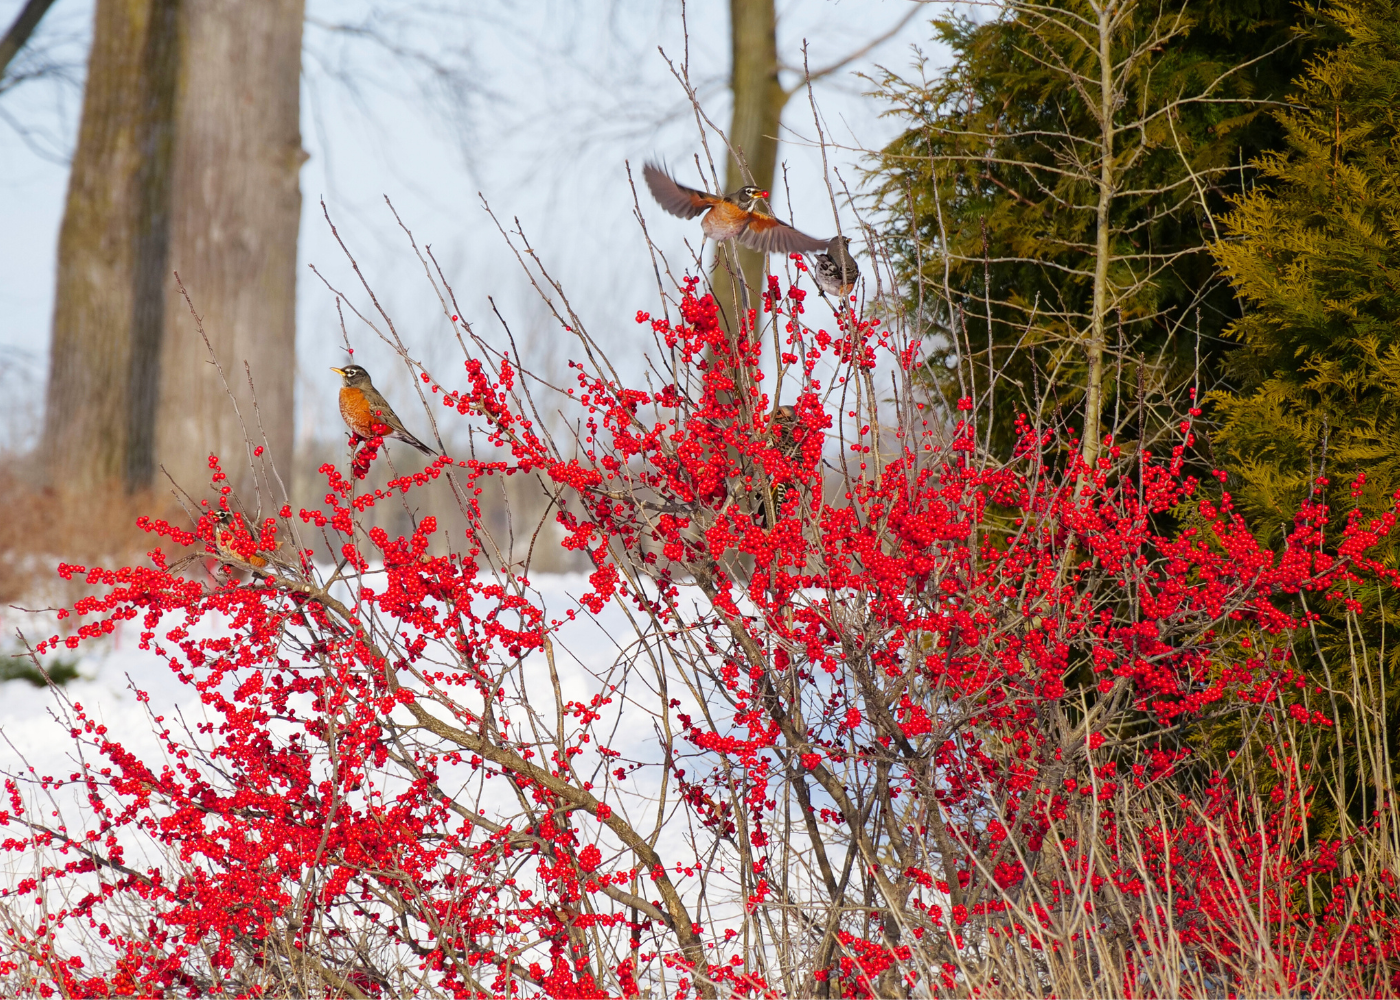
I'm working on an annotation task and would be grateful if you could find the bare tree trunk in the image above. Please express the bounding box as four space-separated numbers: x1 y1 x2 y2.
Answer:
41 0 180 496
155 0 305 507
1082 0 1118 469
714 0 788 325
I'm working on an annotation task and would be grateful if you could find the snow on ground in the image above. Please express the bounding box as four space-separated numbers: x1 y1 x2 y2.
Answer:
1 566 836 963
0 572 633 778
0 570 728 887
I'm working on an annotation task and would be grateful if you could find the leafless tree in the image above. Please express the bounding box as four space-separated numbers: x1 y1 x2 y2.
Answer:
715 0 920 321
41 0 303 503
875 0 1288 465
0 0 60 82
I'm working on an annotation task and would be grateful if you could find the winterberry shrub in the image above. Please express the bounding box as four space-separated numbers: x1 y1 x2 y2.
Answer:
3 270 1398 998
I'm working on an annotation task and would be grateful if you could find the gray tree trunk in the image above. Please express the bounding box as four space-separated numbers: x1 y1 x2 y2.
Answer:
713 0 788 330
155 0 305 508
41 0 180 496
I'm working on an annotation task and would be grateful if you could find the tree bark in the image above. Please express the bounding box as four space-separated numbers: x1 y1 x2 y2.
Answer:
714 0 789 327
41 0 180 496
155 0 305 506
1083 0 1118 470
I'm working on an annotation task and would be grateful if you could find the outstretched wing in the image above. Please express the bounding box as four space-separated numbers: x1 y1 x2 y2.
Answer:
643 164 718 220
739 214 829 254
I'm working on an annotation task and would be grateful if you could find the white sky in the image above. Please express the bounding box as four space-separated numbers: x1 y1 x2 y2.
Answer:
0 0 948 451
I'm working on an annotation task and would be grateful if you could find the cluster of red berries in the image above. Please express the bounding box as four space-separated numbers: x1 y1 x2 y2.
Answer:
4 280 1398 998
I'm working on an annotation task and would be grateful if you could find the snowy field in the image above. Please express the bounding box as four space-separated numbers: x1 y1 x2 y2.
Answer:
0 568 755 923
0 570 680 788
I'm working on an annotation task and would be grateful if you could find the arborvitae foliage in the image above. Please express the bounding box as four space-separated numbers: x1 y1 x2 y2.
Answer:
1213 0 1400 525
1209 0 1400 838
871 0 1311 455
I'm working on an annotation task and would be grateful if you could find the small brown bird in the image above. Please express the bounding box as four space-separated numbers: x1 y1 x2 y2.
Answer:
769 404 801 457
749 405 806 528
643 163 828 254
813 236 860 298
210 510 300 576
331 364 436 456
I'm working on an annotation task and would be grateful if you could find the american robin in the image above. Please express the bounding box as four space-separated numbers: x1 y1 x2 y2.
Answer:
210 510 300 576
643 163 828 254
331 364 436 456
813 236 860 298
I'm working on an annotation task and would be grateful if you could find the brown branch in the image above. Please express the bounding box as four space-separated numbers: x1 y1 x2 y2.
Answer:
0 0 58 81
258 574 716 997
781 5 922 92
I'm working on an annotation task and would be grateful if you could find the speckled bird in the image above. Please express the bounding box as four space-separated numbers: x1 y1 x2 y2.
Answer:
210 510 300 577
813 236 860 298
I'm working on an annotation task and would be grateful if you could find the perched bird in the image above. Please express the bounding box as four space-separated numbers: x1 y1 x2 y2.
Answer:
751 405 805 528
331 364 436 456
210 510 299 576
769 404 801 457
643 163 828 254
813 236 860 299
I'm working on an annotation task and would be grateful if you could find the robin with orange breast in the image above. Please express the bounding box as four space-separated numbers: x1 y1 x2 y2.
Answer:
331 364 436 456
813 236 860 299
643 163 828 254
209 510 300 577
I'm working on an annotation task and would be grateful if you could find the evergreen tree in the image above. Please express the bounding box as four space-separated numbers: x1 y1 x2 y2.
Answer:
871 0 1311 456
1209 0 1400 832
1213 0 1400 528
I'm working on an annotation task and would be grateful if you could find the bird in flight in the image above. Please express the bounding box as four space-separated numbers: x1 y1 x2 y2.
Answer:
643 163 828 254
813 235 860 299
331 364 436 456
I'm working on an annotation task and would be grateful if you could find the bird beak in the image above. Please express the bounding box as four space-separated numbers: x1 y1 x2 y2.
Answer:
330 367 346 376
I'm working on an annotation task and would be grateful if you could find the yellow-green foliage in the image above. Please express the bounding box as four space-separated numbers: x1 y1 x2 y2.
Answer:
1214 0 1400 522
1211 0 1400 832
